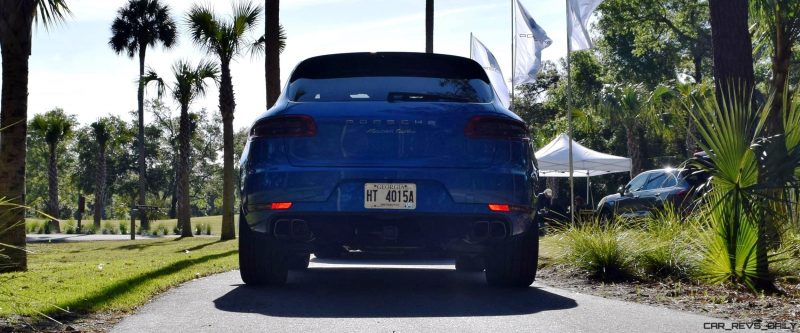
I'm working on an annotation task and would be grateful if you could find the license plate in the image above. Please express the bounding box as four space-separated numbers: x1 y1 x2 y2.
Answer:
364 183 416 209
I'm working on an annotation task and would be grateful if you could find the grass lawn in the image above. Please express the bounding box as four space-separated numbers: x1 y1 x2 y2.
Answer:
26 215 233 236
0 237 238 320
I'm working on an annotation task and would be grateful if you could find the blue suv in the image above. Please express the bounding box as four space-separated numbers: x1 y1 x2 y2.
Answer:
238 52 540 287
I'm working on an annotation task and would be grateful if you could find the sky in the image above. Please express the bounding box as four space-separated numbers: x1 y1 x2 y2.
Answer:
13 0 569 130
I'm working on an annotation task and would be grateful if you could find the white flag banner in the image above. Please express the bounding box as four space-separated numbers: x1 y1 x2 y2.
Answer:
471 35 511 108
568 0 603 51
514 0 552 86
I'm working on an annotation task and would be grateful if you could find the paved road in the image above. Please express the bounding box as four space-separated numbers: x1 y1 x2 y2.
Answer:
113 256 726 333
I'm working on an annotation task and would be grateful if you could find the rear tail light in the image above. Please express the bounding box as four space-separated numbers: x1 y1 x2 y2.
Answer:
270 202 293 210
251 115 317 138
488 204 510 212
465 116 529 140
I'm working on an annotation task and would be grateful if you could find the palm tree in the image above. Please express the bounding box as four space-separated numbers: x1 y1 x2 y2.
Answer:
91 119 111 229
264 0 283 109
144 60 219 237
0 0 70 272
600 84 647 176
30 109 75 233
425 0 433 53
109 0 177 231
187 1 262 240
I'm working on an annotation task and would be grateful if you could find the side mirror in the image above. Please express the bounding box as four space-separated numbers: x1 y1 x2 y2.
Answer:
617 185 626 196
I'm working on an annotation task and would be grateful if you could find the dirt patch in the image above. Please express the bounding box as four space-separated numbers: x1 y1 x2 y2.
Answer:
537 263 800 329
0 311 127 333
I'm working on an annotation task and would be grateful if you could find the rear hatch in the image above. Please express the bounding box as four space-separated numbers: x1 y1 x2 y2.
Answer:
281 102 499 168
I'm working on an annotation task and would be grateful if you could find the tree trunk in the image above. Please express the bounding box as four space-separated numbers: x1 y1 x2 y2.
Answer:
0 0 35 272
709 0 773 292
219 59 237 240
137 46 149 231
94 141 106 229
625 125 641 177
265 0 281 109
177 103 193 237
708 0 755 105
47 142 60 232
767 10 791 137
425 0 433 53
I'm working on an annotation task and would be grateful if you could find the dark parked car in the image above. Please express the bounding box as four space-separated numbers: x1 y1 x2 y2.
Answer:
596 168 708 219
238 52 540 287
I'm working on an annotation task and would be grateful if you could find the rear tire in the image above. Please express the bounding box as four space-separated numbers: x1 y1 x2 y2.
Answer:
239 217 288 286
484 226 539 288
287 253 310 270
455 255 484 272
314 244 345 259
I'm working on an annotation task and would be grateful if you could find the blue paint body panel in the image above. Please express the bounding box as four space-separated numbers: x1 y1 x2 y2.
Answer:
239 52 538 251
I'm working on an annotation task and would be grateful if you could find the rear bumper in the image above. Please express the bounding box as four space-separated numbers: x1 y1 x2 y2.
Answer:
242 209 534 253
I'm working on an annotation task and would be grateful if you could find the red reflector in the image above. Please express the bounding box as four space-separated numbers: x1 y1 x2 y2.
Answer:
488 204 510 212
251 115 317 138
270 202 293 210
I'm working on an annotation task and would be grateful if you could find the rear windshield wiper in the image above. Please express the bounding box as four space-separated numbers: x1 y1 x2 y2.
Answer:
387 92 471 103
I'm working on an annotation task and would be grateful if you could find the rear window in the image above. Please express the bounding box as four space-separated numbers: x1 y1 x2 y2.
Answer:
287 77 493 103
287 52 494 103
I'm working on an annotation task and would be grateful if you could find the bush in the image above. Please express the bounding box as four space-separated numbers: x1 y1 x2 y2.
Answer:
101 221 118 235
195 223 204 236
26 221 42 234
83 224 98 235
553 220 640 281
204 223 212 235
636 207 697 279
173 225 181 235
63 219 77 234
119 221 128 235
155 223 169 236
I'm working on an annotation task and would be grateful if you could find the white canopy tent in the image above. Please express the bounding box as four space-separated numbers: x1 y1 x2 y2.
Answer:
534 133 632 206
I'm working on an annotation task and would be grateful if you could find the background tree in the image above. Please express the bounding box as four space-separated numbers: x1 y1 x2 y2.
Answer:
29 109 75 233
0 0 71 272
264 0 283 109
90 119 111 229
751 0 800 135
425 0 433 53
188 1 262 240
144 60 219 237
109 0 177 231
708 0 755 103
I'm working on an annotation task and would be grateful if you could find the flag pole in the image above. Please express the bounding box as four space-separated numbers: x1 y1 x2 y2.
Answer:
565 0 575 225
510 0 515 107
470 32 473 59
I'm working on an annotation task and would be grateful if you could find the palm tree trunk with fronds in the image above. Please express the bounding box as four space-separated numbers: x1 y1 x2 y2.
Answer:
94 140 107 229
219 60 237 240
625 125 641 176
425 0 433 53
265 0 281 109
47 142 61 232
177 103 193 237
137 46 149 231
0 0 35 272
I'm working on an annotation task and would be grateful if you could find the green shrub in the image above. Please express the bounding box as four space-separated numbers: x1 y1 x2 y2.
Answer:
119 221 128 235
195 223 204 236
83 224 98 235
173 225 181 235
63 219 77 234
636 207 697 279
101 221 118 235
553 220 640 281
26 221 42 234
204 223 212 235
155 223 169 236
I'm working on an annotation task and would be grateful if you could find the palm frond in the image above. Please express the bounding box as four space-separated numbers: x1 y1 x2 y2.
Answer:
33 0 71 30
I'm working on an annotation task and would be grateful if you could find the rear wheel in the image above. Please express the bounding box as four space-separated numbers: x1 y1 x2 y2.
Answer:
239 218 288 286
314 244 345 259
455 255 484 272
287 253 310 270
484 227 538 288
